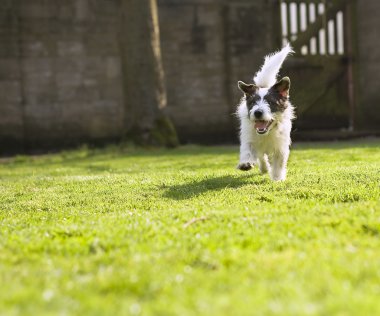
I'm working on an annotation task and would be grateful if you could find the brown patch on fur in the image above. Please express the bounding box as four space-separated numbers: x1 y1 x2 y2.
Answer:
264 88 288 112
246 94 261 111
238 81 257 96
273 77 290 97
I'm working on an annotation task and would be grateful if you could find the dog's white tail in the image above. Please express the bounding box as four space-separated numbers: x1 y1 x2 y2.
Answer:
253 43 294 88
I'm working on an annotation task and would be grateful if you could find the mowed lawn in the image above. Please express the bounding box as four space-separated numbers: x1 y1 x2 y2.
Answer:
0 140 379 316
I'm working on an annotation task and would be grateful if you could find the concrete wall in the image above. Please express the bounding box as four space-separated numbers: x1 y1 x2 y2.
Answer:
159 0 276 142
1 0 377 152
356 0 380 130
0 0 124 151
0 0 276 151
0 0 24 150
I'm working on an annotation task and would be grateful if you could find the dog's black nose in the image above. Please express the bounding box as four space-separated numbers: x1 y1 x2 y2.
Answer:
254 110 263 119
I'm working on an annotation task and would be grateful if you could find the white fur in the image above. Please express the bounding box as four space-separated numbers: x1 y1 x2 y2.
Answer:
237 45 295 181
253 43 294 88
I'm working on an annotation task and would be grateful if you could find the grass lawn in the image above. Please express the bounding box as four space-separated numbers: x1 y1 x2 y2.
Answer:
0 139 380 315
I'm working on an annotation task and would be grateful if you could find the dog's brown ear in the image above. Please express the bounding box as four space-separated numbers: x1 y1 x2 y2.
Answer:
272 77 290 97
238 81 257 96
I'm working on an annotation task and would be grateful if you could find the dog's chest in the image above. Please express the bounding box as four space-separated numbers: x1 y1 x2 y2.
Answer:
251 125 289 154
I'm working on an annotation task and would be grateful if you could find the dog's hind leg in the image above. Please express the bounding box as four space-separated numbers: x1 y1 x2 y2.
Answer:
270 149 289 181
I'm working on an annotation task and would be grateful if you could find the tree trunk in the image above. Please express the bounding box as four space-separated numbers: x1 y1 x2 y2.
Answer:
120 0 178 147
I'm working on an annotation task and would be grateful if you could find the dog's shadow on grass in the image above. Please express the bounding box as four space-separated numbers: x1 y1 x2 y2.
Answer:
162 173 265 200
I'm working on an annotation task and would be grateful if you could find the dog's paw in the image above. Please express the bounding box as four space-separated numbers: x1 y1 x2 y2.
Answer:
237 162 253 171
270 172 286 181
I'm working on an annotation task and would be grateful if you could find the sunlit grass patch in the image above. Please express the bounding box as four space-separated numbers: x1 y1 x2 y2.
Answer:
0 140 379 315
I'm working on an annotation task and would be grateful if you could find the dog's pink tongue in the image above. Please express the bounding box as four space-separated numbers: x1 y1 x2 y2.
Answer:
254 121 268 129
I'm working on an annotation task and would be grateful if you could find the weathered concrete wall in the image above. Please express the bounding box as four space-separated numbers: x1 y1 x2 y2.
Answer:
356 0 380 130
0 1 24 150
0 0 124 151
2 0 376 152
159 0 276 142
0 0 275 151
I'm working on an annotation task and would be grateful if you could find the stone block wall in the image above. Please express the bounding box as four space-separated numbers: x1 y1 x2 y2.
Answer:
0 0 24 150
1 0 376 152
356 0 380 130
0 0 275 151
159 0 276 142
0 0 124 151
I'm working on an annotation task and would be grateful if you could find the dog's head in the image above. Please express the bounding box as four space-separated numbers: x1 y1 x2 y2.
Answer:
238 77 290 135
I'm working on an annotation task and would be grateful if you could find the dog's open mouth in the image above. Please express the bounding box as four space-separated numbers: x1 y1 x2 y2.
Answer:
254 120 273 134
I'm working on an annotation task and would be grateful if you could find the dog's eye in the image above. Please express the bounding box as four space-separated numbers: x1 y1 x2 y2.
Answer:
250 95 260 103
246 95 260 109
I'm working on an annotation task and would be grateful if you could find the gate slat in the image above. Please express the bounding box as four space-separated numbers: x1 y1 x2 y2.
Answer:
287 2 293 42
291 0 346 52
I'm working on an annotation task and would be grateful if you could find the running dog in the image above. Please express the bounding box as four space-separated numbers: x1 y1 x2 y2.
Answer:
236 44 295 181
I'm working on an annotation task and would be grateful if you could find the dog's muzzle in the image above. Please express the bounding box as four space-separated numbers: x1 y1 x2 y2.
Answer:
254 120 273 134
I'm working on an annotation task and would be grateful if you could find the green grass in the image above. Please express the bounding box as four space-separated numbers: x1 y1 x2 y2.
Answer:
1 140 380 316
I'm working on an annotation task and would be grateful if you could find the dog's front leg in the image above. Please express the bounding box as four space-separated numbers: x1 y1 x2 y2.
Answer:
237 142 256 171
258 155 270 174
270 149 289 181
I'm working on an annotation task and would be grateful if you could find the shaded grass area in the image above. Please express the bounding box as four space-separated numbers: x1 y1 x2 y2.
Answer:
0 140 380 315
